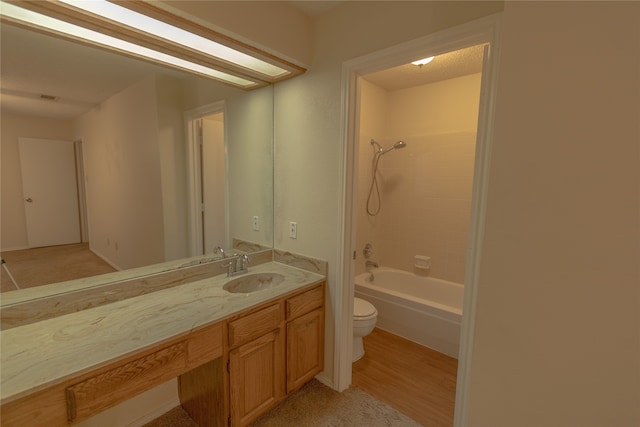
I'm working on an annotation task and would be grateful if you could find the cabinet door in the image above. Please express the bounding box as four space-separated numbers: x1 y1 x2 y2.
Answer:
286 308 324 393
229 329 285 427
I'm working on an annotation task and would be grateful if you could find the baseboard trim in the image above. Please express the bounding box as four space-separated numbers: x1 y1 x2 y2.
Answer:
314 372 334 390
89 247 122 271
0 245 30 252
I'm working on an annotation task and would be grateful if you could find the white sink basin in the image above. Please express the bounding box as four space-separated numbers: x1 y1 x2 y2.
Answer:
223 273 285 294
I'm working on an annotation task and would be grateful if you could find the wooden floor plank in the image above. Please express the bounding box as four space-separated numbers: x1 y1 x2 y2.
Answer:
352 328 458 427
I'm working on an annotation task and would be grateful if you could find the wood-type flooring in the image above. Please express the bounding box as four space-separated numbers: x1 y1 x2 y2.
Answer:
352 327 459 426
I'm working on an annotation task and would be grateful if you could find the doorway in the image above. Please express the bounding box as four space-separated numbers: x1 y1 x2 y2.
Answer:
338 14 502 426
349 42 485 426
185 101 228 256
18 137 82 248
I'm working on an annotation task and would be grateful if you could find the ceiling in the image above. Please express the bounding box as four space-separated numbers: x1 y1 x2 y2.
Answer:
288 1 344 17
287 1 486 92
0 23 192 120
1 4 485 120
363 44 486 91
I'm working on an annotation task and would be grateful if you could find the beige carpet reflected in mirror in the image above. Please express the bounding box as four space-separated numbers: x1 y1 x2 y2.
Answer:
1 243 116 292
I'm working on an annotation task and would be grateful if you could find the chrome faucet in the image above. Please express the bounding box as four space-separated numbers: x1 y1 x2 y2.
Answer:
365 260 378 282
222 253 250 277
236 254 249 274
213 246 226 259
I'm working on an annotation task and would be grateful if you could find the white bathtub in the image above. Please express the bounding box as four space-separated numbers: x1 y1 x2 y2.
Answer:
355 267 463 358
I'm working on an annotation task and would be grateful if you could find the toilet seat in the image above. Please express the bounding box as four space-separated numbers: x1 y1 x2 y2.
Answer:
354 297 377 318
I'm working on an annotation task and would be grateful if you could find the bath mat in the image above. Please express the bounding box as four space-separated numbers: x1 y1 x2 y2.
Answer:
145 379 422 427
251 379 422 426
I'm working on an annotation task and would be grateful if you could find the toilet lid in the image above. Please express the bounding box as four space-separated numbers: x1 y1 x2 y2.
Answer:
354 297 377 317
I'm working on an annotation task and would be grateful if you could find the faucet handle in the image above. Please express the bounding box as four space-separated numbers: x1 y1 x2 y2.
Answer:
220 259 234 276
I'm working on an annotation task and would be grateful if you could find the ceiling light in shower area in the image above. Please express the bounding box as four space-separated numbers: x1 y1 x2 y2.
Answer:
411 56 435 67
0 0 305 89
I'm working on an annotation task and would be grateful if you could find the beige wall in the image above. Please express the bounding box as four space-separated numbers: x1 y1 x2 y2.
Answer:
467 2 639 426
226 86 275 249
155 75 189 262
357 74 481 282
0 114 74 250
74 76 166 270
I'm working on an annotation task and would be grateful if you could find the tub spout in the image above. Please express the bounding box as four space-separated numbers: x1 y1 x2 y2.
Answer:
366 260 379 269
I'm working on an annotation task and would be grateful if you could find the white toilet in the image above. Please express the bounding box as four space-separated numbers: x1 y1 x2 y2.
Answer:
353 297 378 362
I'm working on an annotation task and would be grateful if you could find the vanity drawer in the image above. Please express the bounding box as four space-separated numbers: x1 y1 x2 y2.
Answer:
228 303 281 348
66 342 188 423
286 284 324 320
65 322 223 424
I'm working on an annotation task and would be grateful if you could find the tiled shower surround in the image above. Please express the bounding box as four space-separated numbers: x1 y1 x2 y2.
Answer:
357 73 481 284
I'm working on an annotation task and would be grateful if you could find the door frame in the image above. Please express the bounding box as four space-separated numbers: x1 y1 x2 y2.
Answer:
185 101 227 256
337 13 502 426
74 139 89 243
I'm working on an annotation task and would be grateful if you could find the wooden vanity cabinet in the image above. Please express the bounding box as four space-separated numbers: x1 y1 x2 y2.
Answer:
285 285 325 393
226 282 325 427
1 323 224 427
286 308 324 392
0 282 324 427
227 304 285 427
229 329 285 426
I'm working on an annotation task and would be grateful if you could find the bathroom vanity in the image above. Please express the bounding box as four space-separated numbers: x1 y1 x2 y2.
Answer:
0 257 325 427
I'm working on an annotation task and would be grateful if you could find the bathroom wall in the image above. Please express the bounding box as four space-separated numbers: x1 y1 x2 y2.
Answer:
467 2 640 425
155 75 189 262
0 115 75 251
74 75 166 270
357 74 482 283
225 86 275 249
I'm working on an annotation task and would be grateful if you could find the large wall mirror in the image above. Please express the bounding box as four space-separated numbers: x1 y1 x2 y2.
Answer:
0 22 274 297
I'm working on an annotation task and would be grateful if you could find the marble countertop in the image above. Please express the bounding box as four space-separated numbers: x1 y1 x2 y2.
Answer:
0 261 324 405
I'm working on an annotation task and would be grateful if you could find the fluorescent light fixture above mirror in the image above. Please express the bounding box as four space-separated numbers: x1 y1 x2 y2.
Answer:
0 0 306 89
58 0 288 78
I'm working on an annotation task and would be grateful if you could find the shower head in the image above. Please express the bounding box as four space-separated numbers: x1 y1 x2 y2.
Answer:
381 140 407 154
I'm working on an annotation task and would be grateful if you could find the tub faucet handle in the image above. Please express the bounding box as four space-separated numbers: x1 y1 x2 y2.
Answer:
363 243 374 259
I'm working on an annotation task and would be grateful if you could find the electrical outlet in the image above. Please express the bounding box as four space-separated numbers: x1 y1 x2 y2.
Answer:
289 222 297 239
252 216 259 231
